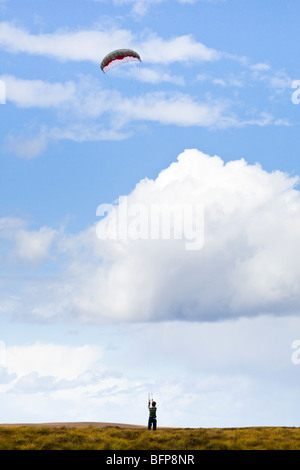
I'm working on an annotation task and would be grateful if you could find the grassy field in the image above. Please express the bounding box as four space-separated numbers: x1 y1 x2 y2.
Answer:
0 424 300 450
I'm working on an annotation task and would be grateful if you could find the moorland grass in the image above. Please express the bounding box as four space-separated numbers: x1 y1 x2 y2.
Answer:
1 425 300 450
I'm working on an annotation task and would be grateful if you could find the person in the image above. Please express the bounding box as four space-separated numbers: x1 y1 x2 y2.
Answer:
148 400 157 430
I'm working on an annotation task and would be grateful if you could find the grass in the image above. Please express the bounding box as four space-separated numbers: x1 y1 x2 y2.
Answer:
1 425 300 450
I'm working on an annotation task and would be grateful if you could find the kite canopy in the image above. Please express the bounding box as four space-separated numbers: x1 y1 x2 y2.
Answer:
100 49 141 73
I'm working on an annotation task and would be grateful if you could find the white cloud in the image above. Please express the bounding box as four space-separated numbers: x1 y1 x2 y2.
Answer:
1 74 77 108
139 33 220 64
117 66 185 85
2 67 285 153
6 343 103 380
90 0 164 17
70 149 300 323
0 217 58 264
213 76 243 88
91 0 222 17
0 341 148 424
1 75 132 155
4 133 48 159
0 22 220 65
114 92 235 128
14 227 57 264
3 75 232 130
250 62 271 72
0 22 133 63
2 74 247 156
250 65 293 92
3 149 300 324
114 0 164 16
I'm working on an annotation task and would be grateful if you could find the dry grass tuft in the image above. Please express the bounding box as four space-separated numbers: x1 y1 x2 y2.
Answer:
1 424 300 450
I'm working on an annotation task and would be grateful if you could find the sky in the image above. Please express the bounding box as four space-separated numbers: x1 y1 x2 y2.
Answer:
1 0 300 428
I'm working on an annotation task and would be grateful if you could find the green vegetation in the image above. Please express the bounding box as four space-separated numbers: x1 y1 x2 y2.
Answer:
1 425 300 450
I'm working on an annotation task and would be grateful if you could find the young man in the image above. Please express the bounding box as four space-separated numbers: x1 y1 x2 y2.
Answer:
148 400 157 430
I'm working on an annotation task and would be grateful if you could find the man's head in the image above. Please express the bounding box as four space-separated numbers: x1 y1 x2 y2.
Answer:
152 401 156 406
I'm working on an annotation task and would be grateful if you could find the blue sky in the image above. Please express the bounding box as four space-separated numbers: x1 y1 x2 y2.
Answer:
1 0 300 428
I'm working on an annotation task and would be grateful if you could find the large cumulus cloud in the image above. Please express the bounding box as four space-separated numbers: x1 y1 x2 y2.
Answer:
1 148 300 323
